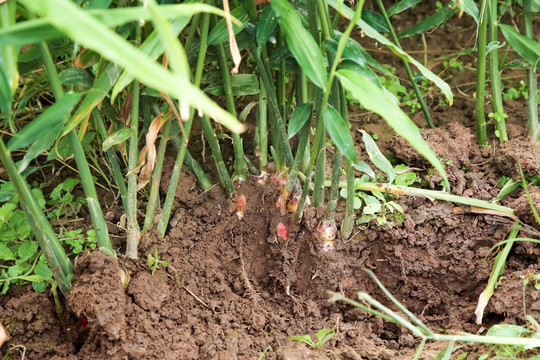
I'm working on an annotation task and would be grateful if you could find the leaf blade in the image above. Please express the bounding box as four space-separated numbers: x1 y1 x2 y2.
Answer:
337 69 449 190
322 106 357 163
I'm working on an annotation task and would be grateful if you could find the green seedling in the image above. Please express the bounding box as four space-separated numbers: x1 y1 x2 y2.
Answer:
147 247 170 275
62 229 97 255
47 178 86 220
288 328 336 348
521 273 540 291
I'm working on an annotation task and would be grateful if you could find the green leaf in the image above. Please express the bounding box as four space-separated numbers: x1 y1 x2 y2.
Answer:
102 128 133 151
353 161 375 179
361 10 388 33
337 69 449 190
0 60 12 124
59 67 93 89
271 0 327 89
387 0 422 17
326 35 366 68
18 123 63 173
18 241 38 261
322 106 357 163
398 5 458 38
32 280 49 293
65 62 120 135
8 91 82 151
204 74 260 96
288 103 312 139
486 41 505 55
451 0 479 24
288 334 312 344
361 130 394 183
500 24 540 69
19 0 244 134
208 6 249 45
0 243 15 261
256 5 278 55
0 4 227 46
0 202 16 222
495 179 522 202
112 16 191 102
328 0 453 105
82 0 112 10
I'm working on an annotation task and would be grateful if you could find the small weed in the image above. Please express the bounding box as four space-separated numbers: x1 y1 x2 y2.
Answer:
288 328 336 348
147 247 170 275
62 229 97 255
47 178 86 220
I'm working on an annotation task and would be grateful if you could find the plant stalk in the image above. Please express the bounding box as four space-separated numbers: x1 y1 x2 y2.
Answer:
476 1 488 145
142 115 172 232
488 0 508 142
376 0 434 128
524 0 538 137
215 41 247 181
0 138 74 293
157 12 210 238
39 42 113 255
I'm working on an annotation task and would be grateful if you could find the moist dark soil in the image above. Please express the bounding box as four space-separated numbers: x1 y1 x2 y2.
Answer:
2 3 540 360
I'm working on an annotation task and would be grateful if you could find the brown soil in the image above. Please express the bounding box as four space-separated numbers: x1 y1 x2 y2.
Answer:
2 121 540 359
3 3 540 360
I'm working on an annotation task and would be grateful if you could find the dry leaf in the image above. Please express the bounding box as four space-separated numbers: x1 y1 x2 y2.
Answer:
223 0 242 74
136 113 171 190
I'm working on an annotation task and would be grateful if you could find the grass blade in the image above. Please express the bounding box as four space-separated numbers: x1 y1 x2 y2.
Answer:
337 69 449 190
271 0 327 89
19 0 244 133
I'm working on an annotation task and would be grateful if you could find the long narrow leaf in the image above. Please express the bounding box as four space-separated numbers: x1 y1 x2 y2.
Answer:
500 24 540 69
323 106 357 163
111 16 190 101
328 0 453 105
0 4 230 46
271 0 327 89
398 5 458 38
337 69 449 190
19 0 245 133
8 91 81 151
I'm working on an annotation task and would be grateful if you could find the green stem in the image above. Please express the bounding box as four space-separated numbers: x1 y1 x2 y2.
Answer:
125 80 140 259
170 136 213 190
488 0 507 143
341 160 355 238
326 148 342 219
250 38 293 170
376 0 434 128
295 3 364 221
39 42 113 256
216 41 247 181
524 0 538 136
92 110 129 211
142 116 171 233
183 13 201 64
256 81 268 168
157 12 210 238
476 1 488 145
0 138 73 293
200 115 235 196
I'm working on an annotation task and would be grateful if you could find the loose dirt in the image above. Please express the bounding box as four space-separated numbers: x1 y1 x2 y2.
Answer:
3 3 540 359
2 120 540 359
